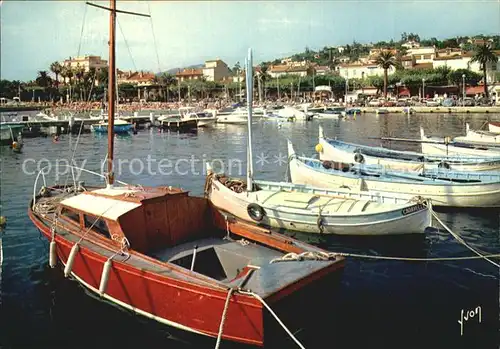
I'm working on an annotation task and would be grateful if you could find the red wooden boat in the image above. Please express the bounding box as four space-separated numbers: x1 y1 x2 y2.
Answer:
28 1 345 347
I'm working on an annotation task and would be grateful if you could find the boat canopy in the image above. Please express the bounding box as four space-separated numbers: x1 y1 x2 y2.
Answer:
61 193 141 220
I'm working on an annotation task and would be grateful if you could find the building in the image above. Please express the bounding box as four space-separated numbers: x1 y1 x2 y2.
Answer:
401 40 420 49
315 66 331 75
62 55 108 72
175 68 204 82
406 47 436 64
267 61 314 78
117 70 156 86
337 62 396 79
202 59 232 82
433 50 500 83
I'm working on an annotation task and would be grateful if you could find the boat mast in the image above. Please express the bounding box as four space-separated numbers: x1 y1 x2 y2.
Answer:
86 0 150 187
246 49 254 192
107 0 117 187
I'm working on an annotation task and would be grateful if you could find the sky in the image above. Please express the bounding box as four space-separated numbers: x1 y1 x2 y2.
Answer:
1 0 500 81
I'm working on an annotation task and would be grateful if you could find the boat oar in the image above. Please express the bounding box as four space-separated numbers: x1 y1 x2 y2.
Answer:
366 136 453 145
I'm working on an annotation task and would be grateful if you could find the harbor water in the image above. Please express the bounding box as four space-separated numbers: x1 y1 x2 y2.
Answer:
1 111 499 348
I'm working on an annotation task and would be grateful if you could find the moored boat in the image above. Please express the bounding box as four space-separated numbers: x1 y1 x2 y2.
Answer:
288 141 500 208
454 123 500 145
317 125 500 172
0 124 24 145
488 122 500 133
420 127 500 157
91 119 133 134
205 49 432 236
28 9 345 347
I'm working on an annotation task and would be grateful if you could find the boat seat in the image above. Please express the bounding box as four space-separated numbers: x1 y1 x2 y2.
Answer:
347 199 371 213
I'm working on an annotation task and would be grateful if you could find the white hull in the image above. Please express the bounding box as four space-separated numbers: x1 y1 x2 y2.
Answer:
318 127 500 172
454 124 500 145
289 147 500 208
420 127 500 157
206 175 431 236
216 114 248 124
195 117 217 127
488 123 500 133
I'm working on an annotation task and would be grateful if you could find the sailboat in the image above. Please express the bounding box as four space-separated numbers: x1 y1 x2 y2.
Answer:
28 3 344 347
205 50 432 235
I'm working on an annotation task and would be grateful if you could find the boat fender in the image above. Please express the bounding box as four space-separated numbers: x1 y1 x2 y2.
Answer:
354 153 365 164
315 144 323 153
64 244 79 277
49 240 57 268
438 161 451 170
247 203 266 222
322 161 333 169
99 259 112 296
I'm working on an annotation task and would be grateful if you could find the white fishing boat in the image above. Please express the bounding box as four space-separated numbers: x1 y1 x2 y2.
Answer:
205 49 432 236
288 142 500 208
420 128 500 157
454 123 500 145
488 122 500 133
317 125 500 172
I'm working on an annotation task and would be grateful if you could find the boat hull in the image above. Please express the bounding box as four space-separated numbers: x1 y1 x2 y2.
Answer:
207 178 430 235
160 119 198 131
91 124 132 134
289 157 500 207
319 137 500 172
488 122 500 133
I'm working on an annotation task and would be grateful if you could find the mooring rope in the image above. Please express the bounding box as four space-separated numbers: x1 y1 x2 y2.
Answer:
214 288 235 349
431 211 500 268
238 290 306 349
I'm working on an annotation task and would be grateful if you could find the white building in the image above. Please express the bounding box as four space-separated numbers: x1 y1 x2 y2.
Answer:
406 47 436 64
401 40 420 49
202 59 232 82
433 51 500 83
337 62 396 79
62 55 108 72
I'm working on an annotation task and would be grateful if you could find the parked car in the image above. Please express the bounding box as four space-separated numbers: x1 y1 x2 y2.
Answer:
368 99 382 107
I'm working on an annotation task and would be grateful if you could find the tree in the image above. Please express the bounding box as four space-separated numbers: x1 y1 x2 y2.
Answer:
36 71 52 88
471 44 498 98
50 62 62 88
448 69 482 87
374 50 397 98
232 61 241 74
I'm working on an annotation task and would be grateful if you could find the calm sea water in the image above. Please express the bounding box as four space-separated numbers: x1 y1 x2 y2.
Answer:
0 112 499 349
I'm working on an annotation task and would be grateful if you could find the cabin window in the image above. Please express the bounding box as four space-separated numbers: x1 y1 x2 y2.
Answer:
83 215 111 239
61 207 80 224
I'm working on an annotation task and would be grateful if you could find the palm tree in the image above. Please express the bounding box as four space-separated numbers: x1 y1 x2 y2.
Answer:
158 73 177 101
36 71 52 88
50 62 62 88
471 44 498 98
374 50 397 99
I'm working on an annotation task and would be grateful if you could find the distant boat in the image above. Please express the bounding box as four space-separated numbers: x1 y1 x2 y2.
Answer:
215 108 248 124
454 123 500 145
420 127 500 157
488 122 500 133
375 108 389 115
90 119 133 134
0 124 23 145
316 107 346 119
